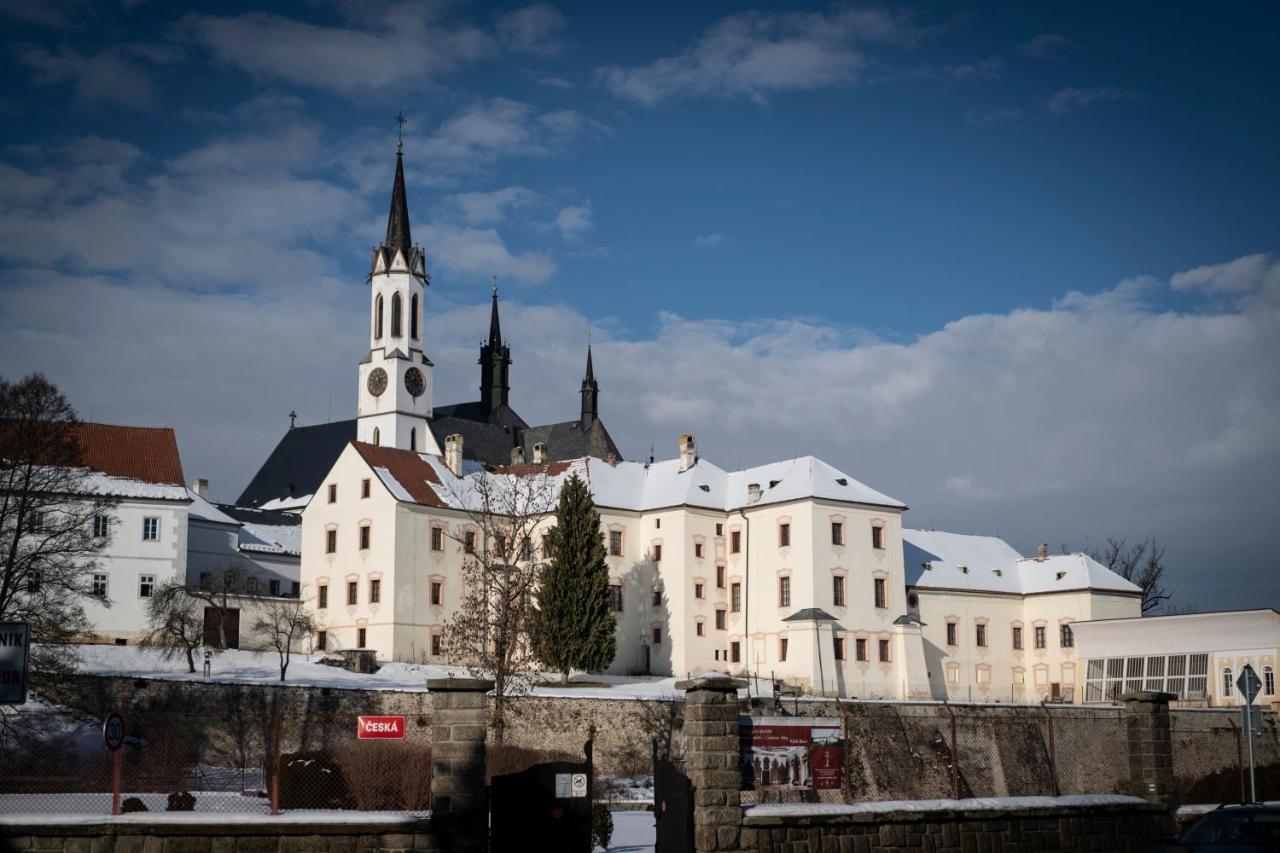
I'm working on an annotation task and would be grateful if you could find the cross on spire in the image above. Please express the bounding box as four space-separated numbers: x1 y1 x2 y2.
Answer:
394 111 406 151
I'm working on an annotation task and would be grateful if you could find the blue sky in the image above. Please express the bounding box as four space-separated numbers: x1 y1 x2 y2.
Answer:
1 1 1278 610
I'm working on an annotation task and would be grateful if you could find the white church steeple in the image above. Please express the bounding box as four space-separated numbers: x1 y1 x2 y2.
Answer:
356 130 439 455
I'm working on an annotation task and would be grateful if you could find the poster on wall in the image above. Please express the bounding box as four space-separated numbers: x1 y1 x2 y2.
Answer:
739 716 843 791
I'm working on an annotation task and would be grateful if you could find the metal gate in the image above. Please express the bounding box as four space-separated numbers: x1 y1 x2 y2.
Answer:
490 741 593 853
653 740 693 853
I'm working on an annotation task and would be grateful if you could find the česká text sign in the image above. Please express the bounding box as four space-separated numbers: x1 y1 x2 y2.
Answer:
1237 664 1262 705
357 715 406 739
0 622 30 705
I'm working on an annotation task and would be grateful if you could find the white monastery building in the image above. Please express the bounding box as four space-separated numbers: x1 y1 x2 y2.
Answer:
280 143 1161 703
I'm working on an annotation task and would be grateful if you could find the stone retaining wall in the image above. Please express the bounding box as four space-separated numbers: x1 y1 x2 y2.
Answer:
0 819 440 853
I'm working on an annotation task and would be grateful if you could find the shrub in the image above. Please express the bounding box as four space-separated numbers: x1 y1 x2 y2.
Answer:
166 791 196 811
333 743 432 811
275 752 350 810
591 802 613 850
121 797 148 813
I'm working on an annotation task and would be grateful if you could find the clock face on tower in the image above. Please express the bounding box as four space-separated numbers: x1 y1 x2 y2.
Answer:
367 367 388 397
404 367 426 398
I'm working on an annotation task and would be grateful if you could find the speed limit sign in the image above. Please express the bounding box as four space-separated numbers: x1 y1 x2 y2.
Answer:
102 711 125 751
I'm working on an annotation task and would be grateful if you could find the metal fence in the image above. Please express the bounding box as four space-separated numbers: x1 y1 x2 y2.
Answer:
1170 712 1279 805
0 706 432 816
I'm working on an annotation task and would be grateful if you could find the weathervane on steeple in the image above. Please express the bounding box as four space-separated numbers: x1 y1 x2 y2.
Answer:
492 274 499 297
394 111 406 152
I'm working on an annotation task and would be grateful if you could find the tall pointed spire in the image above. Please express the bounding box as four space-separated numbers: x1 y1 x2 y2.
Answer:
479 279 512 414
487 278 502 347
384 147 412 258
580 341 599 428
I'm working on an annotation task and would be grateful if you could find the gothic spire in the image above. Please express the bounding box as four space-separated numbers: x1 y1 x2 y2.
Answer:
384 147 412 258
479 281 512 414
580 343 599 428
487 280 502 347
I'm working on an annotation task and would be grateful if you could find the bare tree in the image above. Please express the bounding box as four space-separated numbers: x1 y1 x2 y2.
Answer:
441 464 559 743
0 374 116 668
253 597 316 682
187 564 251 649
141 581 206 673
1087 536 1172 614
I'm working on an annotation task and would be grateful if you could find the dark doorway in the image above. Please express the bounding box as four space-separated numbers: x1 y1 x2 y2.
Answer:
203 607 240 649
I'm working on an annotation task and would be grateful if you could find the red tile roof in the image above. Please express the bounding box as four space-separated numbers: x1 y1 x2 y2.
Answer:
76 422 186 486
352 442 447 507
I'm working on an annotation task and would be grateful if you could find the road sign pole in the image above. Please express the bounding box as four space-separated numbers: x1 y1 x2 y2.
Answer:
1237 664 1262 803
1246 705 1257 803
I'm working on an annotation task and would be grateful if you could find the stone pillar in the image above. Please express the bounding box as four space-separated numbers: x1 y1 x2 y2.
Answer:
1123 690 1176 807
679 674 746 853
428 677 492 848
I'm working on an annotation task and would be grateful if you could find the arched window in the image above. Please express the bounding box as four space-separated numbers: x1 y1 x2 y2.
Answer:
410 428 417 451
1222 667 1233 698
372 427 380 446
374 294 384 339
391 293 403 337
410 293 420 340
1265 666 1275 696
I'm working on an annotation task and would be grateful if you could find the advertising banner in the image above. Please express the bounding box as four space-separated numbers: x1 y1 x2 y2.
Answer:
739 716 843 791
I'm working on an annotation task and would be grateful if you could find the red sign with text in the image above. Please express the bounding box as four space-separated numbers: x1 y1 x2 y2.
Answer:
357 715 406 739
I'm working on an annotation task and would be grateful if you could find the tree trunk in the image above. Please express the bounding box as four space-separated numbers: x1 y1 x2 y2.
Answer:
561 669 569 685
186 647 195 674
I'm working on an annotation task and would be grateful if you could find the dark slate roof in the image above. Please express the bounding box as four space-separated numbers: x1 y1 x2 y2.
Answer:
428 414 520 466
236 419 356 507
519 418 621 463
432 401 527 429
215 503 302 529
782 608 841 623
385 151 412 259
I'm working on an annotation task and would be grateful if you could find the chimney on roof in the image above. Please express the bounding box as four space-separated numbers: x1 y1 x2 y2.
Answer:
747 483 762 504
444 434 463 477
678 434 696 473
511 446 525 466
191 478 209 499
532 442 547 464
606 451 617 466
1037 543 1049 562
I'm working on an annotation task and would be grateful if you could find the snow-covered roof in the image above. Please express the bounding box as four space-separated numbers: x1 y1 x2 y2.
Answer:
903 529 1141 597
238 520 302 557
186 489 239 525
80 471 190 502
258 494 310 512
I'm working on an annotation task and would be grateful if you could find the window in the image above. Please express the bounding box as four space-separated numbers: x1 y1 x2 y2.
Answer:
328 484 337 503
425 526 442 551
651 589 662 607
694 582 704 599
246 577 258 594
652 627 661 645
362 478 371 498
431 634 442 656
1012 626 1023 650
138 574 155 598
360 524 371 550
731 582 741 612
542 534 551 558
976 666 991 685
318 584 328 609
1265 666 1275 697
357 627 367 648
976 624 987 648
410 293 420 339
1034 626 1047 649
608 584 623 612
715 523 723 536
609 530 623 556
730 531 741 553
716 565 726 588
871 524 884 550
410 428 417 451
29 511 46 532
946 621 958 646
430 581 443 606
369 579 381 604
1013 667 1026 686
520 537 532 561
878 639 890 662
374 294 384 338
92 573 108 597
390 292 403 337
833 637 845 661
347 581 358 605
1060 623 1074 648
1223 667 1233 697
496 533 509 557
715 609 726 630
326 529 337 554
199 572 211 589
873 577 887 609
312 630 325 651
833 576 846 607
855 638 867 662
947 665 960 685
778 576 791 607
655 519 661 529
696 621 705 637
653 543 663 562
779 638 788 661
372 427 380 446
731 641 741 663
694 542 704 558
464 530 476 554
93 514 109 539
268 579 281 596
142 517 159 541
778 523 790 547
831 522 844 546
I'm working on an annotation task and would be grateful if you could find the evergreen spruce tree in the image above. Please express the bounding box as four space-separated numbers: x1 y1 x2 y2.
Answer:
532 473 616 682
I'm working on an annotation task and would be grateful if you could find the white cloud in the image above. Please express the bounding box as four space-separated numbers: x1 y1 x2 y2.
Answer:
1045 86 1139 115
596 7 914 106
1169 253 1279 295
554 201 593 241
1017 33 1074 60
495 3 567 57
19 45 156 109
420 223 555 285
447 186 542 226
943 55 1002 80
694 233 727 248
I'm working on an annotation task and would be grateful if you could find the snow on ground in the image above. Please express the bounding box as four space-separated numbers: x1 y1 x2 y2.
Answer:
600 810 654 853
601 775 654 804
743 794 1148 818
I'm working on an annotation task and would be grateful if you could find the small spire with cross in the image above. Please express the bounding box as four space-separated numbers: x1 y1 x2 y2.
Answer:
394 111 406 152
289 410 297 429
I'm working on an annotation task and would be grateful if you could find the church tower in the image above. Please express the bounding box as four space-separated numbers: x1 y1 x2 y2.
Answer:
580 344 599 428
478 285 512 416
356 140 439 455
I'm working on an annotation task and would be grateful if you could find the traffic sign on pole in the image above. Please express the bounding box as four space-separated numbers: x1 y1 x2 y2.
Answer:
1237 664 1262 705
0 622 31 705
